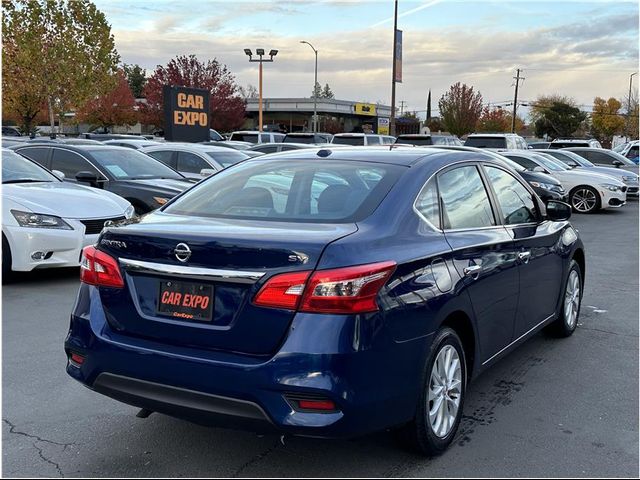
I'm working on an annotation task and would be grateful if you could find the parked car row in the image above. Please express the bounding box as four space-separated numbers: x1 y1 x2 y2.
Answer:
3 138 636 276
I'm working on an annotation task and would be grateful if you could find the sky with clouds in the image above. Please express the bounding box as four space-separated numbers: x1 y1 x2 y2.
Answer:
93 0 639 119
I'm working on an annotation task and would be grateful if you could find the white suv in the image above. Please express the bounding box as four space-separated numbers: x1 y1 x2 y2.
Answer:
549 138 602 149
331 133 395 146
229 131 285 144
464 133 528 150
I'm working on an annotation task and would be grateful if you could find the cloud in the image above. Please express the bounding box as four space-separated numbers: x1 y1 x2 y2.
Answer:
109 7 639 115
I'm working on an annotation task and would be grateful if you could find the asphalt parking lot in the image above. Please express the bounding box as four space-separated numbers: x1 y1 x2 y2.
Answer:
2 201 638 478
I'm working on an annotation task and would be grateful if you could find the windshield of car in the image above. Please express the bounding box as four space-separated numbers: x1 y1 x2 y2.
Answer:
464 137 507 148
546 150 593 167
163 159 404 223
87 148 184 180
532 154 569 171
205 150 249 168
2 150 58 183
332 136 365 146
607 150 637 166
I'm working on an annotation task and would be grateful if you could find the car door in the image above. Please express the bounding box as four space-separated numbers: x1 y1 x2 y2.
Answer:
481 164 564 339
438 164 519 362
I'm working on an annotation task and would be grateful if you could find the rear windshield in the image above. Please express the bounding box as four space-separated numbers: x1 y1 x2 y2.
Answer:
332 136 365 146
549 142 589 149
464 137 507 148
397 136 433 146
163 159 404 223
205 150 249 168
230 133 259 144
283 135 315 144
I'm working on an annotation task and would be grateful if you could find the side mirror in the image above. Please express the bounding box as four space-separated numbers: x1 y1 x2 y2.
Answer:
612 160 623 168
546 200 572 221
51 169 65 180
532 166 546 173
75 171 99 186
200 168 216 177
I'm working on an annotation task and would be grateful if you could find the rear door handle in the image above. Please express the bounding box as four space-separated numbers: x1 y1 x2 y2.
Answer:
518 251 531 264
463 265 482 278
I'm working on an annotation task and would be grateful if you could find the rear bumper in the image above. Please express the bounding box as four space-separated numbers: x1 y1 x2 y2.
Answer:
65 287 427 438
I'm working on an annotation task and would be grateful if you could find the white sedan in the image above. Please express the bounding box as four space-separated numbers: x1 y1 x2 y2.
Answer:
503 151 628 213
2 149 135 274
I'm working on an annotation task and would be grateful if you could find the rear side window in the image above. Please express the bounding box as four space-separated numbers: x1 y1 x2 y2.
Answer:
231 133 259 143
146 150 176 169
415 178 440 228
437 166 495 230
15 147 50 168
464 137 506 149
164 160 403 223
366 136 381 145
484 166 538 225
505 155 538 171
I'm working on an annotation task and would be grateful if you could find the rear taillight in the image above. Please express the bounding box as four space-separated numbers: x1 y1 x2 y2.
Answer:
253 271 311 310
253 261 396 314
80 245 124 288
300 261 396 314
284 393 338 413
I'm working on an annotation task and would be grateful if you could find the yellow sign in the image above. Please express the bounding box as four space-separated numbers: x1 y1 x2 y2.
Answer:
378 117 390 135
355 103 377 116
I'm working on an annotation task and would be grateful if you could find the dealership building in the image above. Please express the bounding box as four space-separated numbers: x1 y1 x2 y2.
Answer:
244 97 392 134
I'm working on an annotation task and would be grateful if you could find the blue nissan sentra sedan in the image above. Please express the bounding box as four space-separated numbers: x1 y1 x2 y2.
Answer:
65 147 585 455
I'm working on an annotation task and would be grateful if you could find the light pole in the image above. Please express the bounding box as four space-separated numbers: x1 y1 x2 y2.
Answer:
244 48 278 132
627 71 638 139
301 41 318 133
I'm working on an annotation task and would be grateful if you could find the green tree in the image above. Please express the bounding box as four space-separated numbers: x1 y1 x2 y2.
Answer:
438 82 483 136
2 0 119 136
533 101 587 139
321 83 334 99
123 63 147 98
311 82 322 98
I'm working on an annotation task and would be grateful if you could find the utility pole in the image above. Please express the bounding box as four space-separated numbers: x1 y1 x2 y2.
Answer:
390 0 398 136
399 100 407 116
511 68 525 133
301 41 318 133
627 72 638 139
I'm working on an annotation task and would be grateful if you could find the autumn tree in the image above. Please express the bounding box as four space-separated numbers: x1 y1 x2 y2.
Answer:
477 107 510 132
2 0 119 136
123 64 147 98
141 54 246 131
589 97 625 147
76 70 138 130
438 82 483 136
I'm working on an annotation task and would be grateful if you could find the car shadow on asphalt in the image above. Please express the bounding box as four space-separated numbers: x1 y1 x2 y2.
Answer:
3 267 79 285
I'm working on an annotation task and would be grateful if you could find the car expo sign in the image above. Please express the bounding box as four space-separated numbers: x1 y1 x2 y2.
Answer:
163 85 210 142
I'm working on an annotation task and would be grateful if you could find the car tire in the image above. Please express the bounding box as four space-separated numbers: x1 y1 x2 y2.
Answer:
546 260 582 338
398 327 467 456
569 186 601 214
2 234 13 282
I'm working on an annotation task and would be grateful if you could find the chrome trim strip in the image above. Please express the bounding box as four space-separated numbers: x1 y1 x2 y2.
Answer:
481 313 555 366
119 258 265 284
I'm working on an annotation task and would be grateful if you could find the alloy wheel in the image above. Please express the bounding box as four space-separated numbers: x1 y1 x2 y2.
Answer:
564 269 580 329
428 345 462 438
571 188 597 213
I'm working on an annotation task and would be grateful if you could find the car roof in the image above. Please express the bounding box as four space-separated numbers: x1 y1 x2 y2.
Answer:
141 143 233 152
242 145 499 167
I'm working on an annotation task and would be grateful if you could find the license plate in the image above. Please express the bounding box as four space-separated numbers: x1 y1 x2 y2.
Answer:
157 280 213 322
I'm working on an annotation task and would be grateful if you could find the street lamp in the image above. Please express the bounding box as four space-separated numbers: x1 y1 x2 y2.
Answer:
301 40 318 133
245 48 278 132
627 71 638 139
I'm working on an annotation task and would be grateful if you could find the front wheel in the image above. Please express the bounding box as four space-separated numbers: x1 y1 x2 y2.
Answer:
570 186 600 213
2 234 13 282
546 260 582 337
399 327 467 456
